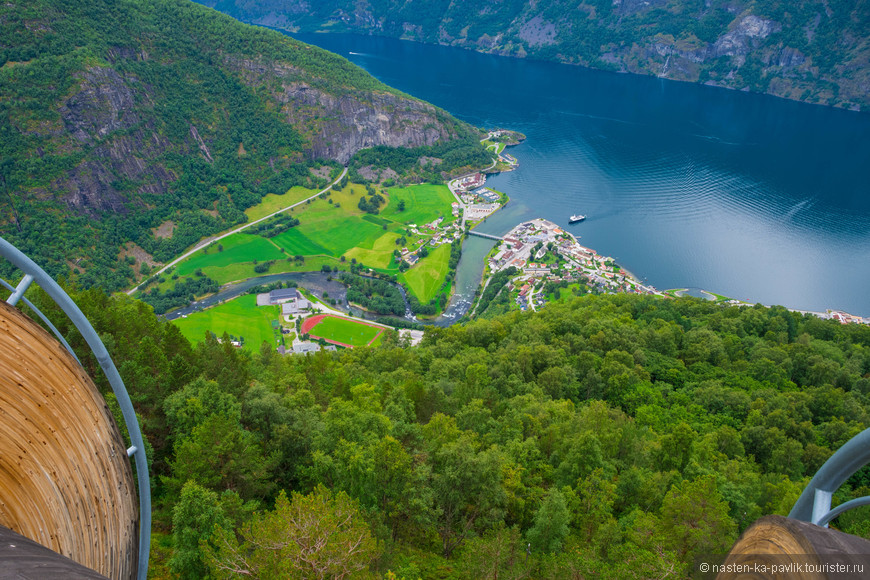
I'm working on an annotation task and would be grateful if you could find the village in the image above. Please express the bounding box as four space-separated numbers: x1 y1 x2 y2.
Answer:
485 218 662 312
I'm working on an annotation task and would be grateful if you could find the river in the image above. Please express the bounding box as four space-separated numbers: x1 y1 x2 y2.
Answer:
290 32 870 317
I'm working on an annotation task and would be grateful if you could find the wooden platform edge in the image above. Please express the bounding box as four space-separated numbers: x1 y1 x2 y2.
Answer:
716 514 870 579
0 524 108 580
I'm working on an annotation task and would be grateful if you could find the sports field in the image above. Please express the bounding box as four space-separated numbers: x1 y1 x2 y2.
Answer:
301 314 383 348
401 243 451 303
172 294 280 351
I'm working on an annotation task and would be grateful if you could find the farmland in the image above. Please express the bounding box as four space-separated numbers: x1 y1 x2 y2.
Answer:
380 184 456 226
139 182 457 305
172 294 280 351
402 243 451 303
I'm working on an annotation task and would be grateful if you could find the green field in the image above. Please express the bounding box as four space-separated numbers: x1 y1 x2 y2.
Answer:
245 186 319 221
172 294 280 351
309 315 382 347
362 214 390 227
189 255 342 286
174 235 285 276
343 232 401 269
380 184 455 226
270 228 331 256
401 243 451 303
482 140 506 155
148 182 458 301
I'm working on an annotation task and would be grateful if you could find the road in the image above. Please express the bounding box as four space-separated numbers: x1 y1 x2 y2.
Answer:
127 167 348 295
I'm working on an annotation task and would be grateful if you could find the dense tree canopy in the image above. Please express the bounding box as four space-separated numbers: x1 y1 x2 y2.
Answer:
18 285 870 577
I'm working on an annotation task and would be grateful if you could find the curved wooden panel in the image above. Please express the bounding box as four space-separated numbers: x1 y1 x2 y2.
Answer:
718 514 870 579
0 300 137 579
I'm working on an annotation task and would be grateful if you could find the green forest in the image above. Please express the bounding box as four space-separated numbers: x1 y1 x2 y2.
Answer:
17 285 870 578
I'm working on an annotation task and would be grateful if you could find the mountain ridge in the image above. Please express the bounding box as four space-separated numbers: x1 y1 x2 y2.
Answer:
197 0 870 111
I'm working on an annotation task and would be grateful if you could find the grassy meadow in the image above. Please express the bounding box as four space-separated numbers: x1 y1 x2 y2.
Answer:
380 184 456 226
401 243 451 303
172 294 279 351
244 185 319 221
174 234 284 276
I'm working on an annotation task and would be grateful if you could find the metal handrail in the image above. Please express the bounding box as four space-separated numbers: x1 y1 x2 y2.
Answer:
0 277 81 364
790 427 870 529
0 236 150 580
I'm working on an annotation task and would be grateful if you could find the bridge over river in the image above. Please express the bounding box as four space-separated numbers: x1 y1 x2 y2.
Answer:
466 230 503 241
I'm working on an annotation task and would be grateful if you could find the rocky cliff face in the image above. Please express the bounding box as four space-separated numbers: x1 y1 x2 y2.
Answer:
280 85 454 163
200 0 870 111
225 57 459 164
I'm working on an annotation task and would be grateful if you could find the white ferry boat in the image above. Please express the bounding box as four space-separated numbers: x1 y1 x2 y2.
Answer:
568 214 586 223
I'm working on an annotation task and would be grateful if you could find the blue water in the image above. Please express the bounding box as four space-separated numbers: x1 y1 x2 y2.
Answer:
293 33 870 316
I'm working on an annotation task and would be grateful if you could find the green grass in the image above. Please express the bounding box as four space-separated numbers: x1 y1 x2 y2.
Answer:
297 215 385 256
380 184 455 226
547 284 584 304
172 294 280 351
481 139 506 155
344 232 401 269
152 182 456 298
402 243 451 303
195 255 343 284
308 315 382 347
270 228 331 256
362 214 390 227
174 234 285 276
245 186 318 221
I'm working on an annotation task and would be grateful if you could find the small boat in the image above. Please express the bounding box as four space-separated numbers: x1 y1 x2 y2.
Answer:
569 214 586 223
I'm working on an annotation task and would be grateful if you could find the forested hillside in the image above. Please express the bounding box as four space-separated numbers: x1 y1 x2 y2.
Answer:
202 0 870 111
0 0 483 291
21 286 870 578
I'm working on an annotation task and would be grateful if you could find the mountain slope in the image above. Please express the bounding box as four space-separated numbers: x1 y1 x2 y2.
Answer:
200 0 870 111
0 0 478 289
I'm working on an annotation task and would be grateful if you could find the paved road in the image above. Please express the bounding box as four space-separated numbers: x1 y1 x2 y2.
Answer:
127 167 348 295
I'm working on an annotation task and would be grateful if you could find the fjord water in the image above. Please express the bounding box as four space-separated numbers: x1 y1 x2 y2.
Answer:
294 33 870 316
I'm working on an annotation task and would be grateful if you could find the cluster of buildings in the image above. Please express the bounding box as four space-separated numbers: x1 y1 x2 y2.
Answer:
448 173 506 225
826 310 870 325
278 342 337 355
486 218 661 312
456 173 485 190
460 187 500 205
402 219 462 266
257 287 312 316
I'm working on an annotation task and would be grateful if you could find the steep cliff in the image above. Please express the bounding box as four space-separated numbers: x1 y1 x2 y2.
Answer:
0 0 476 289
200 0 870 111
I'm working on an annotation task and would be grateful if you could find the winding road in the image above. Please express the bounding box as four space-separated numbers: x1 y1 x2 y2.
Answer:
127 167 348 295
